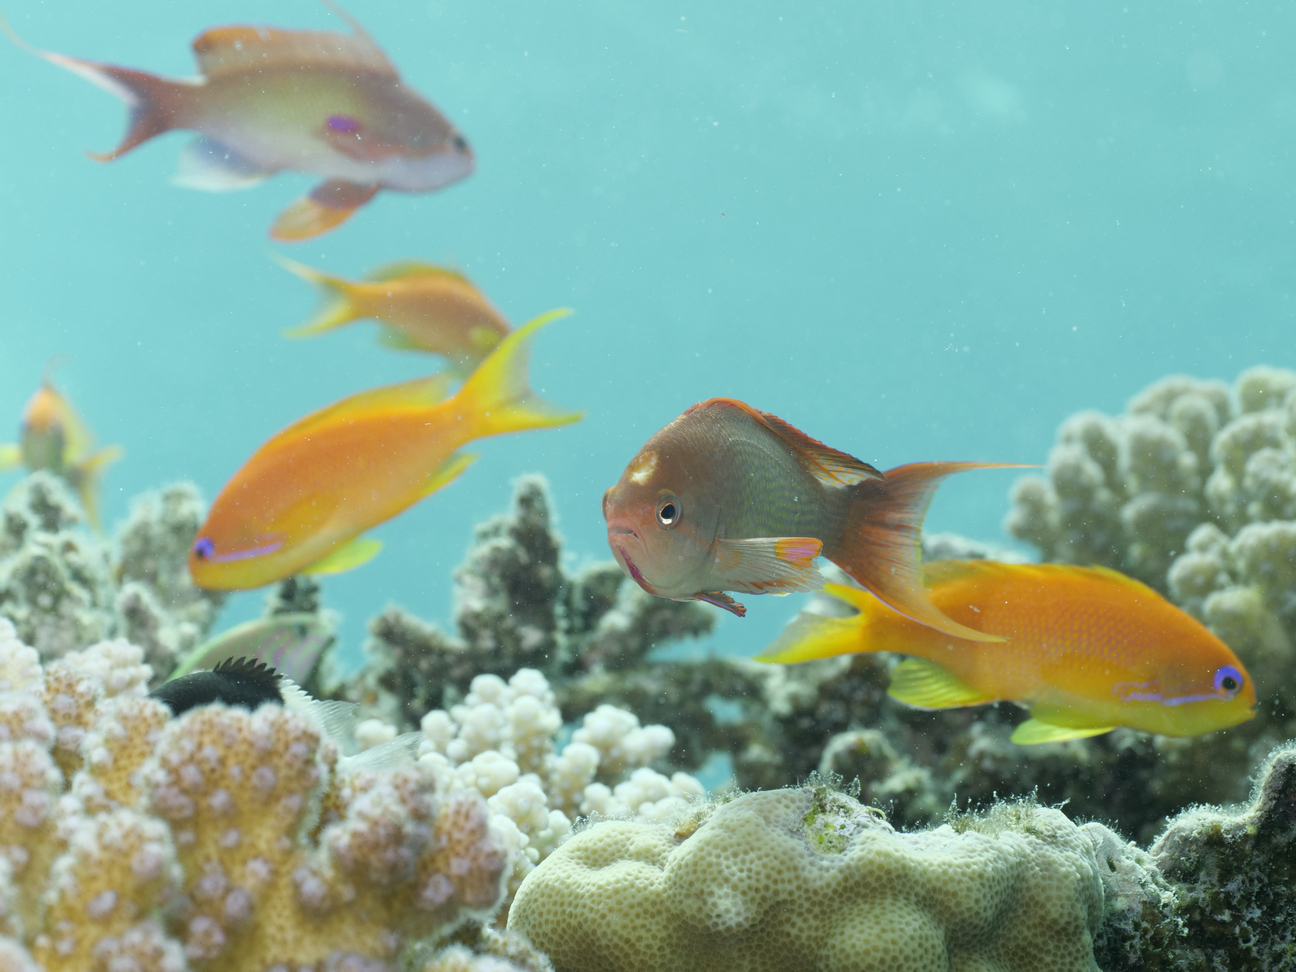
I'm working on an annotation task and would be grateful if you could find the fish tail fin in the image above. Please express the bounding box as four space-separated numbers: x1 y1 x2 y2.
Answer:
835 461 1025 644
755 583 888 663
2 20 185 161
453 308 582 438
75 444 123 531
274 255 359 337
0 444 21 472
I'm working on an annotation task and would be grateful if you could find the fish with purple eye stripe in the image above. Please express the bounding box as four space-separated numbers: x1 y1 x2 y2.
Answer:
759 561 1257 745
5 6 474 240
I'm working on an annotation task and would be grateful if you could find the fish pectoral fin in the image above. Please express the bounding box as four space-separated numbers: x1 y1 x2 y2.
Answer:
887 658 994 709
714 537 825 594
468 326 504 353
756 611 862 664
302 535 383 575
1010 718 1115 745
0 444 21 471
376 326 428 352
421 451 478 498
695 591 747 617
172 136 273 191
270 181 380 242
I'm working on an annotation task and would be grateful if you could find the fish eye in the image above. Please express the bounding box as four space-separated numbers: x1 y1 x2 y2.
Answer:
192 537 215 560
453 135 468 152
656 493 681 528
1214 665 1243 695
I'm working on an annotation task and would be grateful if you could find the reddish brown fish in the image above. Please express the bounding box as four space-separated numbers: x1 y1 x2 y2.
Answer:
6 8 472 240
602 398 1018 641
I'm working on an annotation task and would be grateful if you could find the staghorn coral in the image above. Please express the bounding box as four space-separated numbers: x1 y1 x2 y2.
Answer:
0 617 519 971
0 474 223 678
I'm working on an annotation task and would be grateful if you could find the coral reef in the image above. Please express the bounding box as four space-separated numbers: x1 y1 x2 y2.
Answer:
0 473 223 678
0 617 514 971
511 745 1296 972
509 778 1107 972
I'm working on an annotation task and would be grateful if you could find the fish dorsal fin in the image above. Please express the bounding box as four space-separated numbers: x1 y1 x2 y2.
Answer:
366 260 468 283
728 402 881 487
1010 718 1114 745
191 24 395 79
212 655 282 689
713 537 825 594
278 373 456 441
921 559 1163 599
887 658 994 709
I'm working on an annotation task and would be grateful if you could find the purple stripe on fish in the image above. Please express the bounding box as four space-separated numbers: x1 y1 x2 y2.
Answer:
211 540 285 563
327 114 360 133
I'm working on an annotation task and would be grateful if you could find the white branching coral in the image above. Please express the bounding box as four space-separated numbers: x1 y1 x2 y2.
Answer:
414 670 704 909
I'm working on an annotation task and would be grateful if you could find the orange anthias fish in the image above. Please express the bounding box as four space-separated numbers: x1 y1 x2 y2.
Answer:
759 561 1257 744
275 256 510 375
602 397 1019 640
189 309 579 591
6 8 472 240
0 376 122 530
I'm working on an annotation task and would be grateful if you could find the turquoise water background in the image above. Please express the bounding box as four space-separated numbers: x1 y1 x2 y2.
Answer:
1 0 1292 663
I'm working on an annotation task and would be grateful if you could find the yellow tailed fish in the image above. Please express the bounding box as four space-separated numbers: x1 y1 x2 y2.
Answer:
759 560 1257 744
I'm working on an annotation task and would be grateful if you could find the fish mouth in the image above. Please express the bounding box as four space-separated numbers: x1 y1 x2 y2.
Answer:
607 533 658 596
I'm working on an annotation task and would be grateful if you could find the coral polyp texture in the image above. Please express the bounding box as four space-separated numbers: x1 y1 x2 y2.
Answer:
0 618 512 971
0 474 224 676
509 780 1107 972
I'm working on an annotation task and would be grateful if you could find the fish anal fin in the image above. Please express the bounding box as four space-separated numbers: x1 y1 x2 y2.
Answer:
887 658 994 710
191 24 395 79
270 181 379 242
714 537 824 594
422 451 477 498
367 260 468 283
173 136 272 191
835 462 1028 644
695 591 746 617
756 612 862 664
303 536 382 575
1010 719 1114 745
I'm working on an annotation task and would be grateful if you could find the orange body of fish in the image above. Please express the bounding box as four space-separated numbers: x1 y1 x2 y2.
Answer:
277 257 510 374
603 397 1021 641
760 560 1257 743
189 310 579 590
7 11 473 239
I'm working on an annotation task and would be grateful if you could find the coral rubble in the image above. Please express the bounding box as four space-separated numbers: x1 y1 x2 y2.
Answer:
0 474 223 678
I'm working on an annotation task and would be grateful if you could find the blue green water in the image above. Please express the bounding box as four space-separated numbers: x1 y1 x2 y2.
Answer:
2 0 1292 660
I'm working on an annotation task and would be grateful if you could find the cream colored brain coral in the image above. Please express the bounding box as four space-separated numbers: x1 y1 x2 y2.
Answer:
509 786 1103 972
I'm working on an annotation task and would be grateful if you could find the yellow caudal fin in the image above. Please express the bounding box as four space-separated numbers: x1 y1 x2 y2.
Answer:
274 255 360 337
454 308 582 438
74 445 122 532
303 535 383 575
0 444 20 472
756 611 864 664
